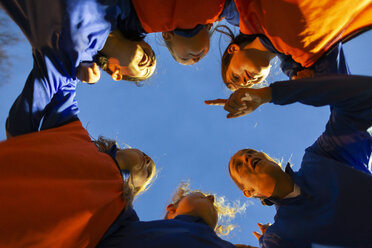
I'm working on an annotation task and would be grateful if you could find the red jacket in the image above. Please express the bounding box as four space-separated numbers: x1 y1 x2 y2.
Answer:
235 0 372 67
0 121 125 248
131 0 225 33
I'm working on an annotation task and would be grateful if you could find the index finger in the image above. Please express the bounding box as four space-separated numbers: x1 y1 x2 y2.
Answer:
204 99 227 106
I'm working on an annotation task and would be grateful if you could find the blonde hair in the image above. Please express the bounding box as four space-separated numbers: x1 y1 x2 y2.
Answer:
165 182 246 236
92 136 156 204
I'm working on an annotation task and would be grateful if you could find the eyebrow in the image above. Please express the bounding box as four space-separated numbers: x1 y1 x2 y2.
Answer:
232 158 243 172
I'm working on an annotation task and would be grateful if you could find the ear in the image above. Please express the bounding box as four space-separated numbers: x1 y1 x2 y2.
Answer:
111 69 122 81
227 44 240 55
166 203 177 213
243 188 253 198
162 32 173 41
165 203 177 219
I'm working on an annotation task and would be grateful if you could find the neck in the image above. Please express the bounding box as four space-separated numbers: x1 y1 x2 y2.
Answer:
243 37 276 61
271 173 295 200
174 210 215 229
100 31 117 58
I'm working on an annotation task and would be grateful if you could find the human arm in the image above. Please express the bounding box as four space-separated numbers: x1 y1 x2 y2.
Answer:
279 43 349 79
270 75 371 111
271 75 372 173
6 58 79 137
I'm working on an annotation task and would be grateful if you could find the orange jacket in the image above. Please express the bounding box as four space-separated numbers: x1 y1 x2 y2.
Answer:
235 0 372 67
0 121 125 248
131 0 225 33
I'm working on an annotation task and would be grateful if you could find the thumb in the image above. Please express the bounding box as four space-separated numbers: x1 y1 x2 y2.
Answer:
204 99 227 106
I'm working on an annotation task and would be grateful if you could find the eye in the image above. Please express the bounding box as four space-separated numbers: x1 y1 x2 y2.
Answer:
251 158 260 169
231 73 240 83
235 161 243 168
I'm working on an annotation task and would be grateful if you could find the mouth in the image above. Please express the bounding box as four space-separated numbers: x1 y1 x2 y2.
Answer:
191 49 205 58
245 70 254 81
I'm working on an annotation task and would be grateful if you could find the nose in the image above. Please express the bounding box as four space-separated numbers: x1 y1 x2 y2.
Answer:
207 195 215 203
192 56 201 63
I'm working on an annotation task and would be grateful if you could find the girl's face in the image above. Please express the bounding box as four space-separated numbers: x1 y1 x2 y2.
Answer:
107 41 156 80
229 149 283 198
225 44 272 90
163 27 210 65
115 148 154 192
166 192 218 228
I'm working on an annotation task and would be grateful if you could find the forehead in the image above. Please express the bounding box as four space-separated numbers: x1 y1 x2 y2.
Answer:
230 149 257 168
235 149 257 158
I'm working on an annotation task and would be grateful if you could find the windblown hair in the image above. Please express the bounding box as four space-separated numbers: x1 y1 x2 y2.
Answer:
92 136 156 205
216 25 258 90
164 182 246 236
92 135 117 153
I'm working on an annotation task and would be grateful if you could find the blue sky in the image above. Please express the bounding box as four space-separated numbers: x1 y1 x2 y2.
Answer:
0 12 371 246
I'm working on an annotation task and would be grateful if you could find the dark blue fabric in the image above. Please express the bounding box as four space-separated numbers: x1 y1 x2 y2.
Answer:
1 0 124 136
115 0 147 41
259 75 372 247
97 207 236 248
174 24 205 38
220 0 240 27
259 36 350 78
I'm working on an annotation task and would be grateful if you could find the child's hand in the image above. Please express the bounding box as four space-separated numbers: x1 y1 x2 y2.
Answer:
292 68 315 80
76 62 101 84
205 87 272 118
252 223 271 240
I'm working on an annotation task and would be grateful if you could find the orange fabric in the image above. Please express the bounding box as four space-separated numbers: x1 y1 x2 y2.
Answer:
0 121 125 248
131 0 225 33
235 0 372 67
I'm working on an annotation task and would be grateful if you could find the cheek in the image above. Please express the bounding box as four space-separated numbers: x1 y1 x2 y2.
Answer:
256 174 276 197
258 65 271 78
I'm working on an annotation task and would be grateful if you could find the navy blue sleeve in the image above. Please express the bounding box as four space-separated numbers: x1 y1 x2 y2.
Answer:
220 0 240 27
2 0 114 136
6 55 79 137
260 231 292 248
271 75 372 174
277 54 304 79
279 43 350 79
97 207 140 248
311 43 350 76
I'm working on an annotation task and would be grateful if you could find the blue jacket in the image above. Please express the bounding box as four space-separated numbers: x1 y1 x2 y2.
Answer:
97 206 236 248
260 75 372 247
259 36 350 79
1 0 124 136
